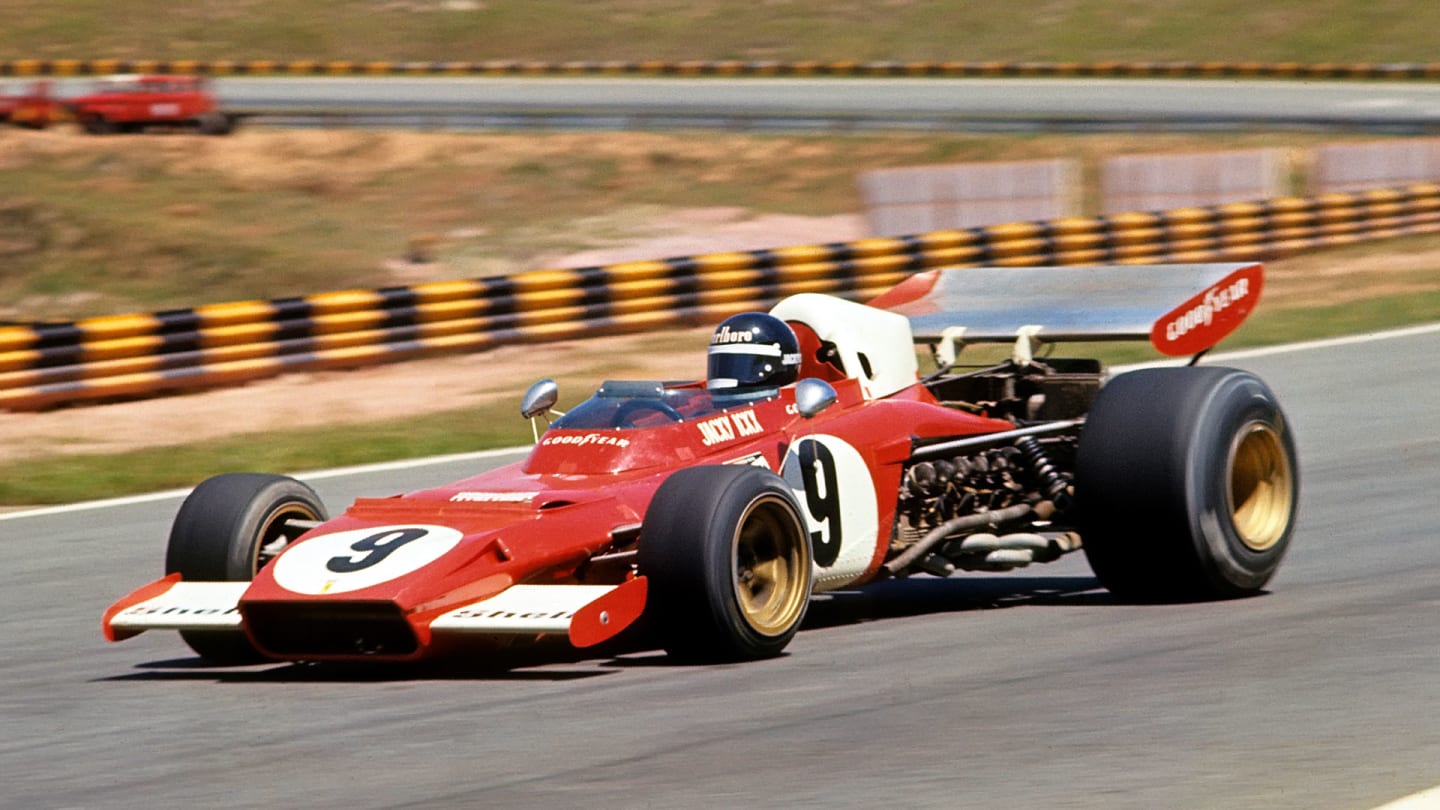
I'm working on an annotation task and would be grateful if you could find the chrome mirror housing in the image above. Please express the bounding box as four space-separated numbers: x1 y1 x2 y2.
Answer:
794 378 838 419
521 378 559 420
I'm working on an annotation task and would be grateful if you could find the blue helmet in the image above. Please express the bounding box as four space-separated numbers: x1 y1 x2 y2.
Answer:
707 312 802 392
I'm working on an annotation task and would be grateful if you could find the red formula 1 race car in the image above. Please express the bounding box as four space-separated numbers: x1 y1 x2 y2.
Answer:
104 262 1298 664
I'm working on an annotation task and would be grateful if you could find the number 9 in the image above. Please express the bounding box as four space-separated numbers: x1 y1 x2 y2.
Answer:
798 439 843 567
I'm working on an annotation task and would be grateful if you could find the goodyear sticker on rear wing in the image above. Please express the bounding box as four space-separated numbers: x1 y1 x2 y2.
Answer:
1150 263 1263 356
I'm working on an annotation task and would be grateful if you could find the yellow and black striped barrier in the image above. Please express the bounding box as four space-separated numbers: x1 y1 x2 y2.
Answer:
5 59 1440 80
2 182 1438 411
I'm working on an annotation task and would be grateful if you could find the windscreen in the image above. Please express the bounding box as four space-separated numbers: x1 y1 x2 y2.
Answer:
550 381 725 431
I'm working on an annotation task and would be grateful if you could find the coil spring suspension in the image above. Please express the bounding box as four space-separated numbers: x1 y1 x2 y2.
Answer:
1015 436 1072 510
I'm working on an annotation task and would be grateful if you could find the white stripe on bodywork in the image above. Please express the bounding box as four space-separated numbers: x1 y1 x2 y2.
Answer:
429 584 618 635
109 582 248 631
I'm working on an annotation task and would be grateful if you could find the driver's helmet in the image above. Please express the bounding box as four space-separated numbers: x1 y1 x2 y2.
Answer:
707 312 801 394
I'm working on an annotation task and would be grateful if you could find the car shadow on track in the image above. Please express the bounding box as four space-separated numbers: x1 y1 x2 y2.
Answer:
601 573 1113 670
802 573 1110 630
100 642 630 683
101 659 618 684
98 574 1111 682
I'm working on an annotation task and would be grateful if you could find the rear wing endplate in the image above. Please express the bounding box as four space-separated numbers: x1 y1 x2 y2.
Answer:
868 263 1263 359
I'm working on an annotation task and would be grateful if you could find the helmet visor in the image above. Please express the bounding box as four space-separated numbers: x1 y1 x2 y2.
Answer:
708 344 784 389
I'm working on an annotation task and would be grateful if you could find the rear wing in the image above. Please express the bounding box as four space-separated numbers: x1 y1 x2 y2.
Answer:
868 263 1262 360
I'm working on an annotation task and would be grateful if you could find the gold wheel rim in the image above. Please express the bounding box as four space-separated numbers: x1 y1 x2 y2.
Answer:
733 495 810 637
252 502 320 574
1227 422 1294 552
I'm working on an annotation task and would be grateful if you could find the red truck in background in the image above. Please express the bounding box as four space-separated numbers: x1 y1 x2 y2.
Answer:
2 74 239 135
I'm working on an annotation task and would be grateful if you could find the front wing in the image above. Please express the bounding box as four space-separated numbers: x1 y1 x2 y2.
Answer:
103 574 649 652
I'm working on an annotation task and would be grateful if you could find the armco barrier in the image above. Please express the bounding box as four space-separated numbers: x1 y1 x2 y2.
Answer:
5 59 1440 80
2 183 1439 411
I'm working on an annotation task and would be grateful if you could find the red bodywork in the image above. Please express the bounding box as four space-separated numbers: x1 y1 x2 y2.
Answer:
65 75 225 133
104 265 1265 663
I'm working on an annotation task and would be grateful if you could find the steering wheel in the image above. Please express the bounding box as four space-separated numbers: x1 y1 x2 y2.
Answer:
610 399 684 428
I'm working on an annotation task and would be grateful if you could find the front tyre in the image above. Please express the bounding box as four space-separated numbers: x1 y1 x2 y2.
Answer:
165 473 328 663
1074 367 1298 602
639 466 813 662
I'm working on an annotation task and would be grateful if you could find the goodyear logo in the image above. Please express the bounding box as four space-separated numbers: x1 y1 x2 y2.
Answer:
1164 276 1251 342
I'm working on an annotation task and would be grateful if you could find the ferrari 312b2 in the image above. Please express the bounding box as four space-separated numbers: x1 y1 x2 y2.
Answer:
104 262 1298 664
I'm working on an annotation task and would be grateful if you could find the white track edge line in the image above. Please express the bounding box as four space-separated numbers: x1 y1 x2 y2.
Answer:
1115 321 1440 373
5 320 1438 523
1207 321 1440 362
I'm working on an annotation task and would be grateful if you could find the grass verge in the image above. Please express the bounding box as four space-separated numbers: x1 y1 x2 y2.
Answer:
0 398 533 506
5 1 1440 63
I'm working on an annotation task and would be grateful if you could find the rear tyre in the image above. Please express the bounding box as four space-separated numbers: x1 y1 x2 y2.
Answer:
196 111 235 135
79 114 116 134
1074 367 1298 602
639 466 813 662
165 473 327 663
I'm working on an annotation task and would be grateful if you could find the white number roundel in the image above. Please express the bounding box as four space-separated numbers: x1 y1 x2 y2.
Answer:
780 434 878 589
271 524 463 595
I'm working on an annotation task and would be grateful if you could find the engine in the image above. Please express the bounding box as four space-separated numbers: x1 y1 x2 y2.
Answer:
889 434 1081 577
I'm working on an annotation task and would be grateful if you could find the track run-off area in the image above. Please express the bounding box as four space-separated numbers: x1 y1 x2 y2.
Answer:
2 323 1438 808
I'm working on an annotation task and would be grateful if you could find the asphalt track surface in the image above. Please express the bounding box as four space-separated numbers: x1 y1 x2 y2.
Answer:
225 77 1440 130
3 325 1439 808
52 76 1440 131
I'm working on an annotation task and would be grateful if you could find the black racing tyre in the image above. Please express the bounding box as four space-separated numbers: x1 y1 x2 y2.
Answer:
196 111 235 135
1074 366 1298 602
639 465 813 662
79 114 116 134
165 473 328 663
